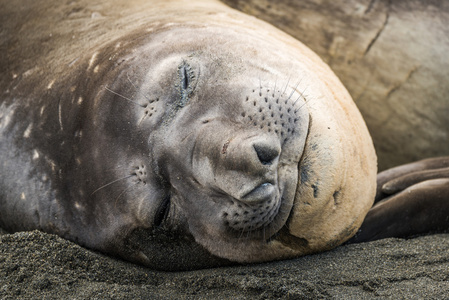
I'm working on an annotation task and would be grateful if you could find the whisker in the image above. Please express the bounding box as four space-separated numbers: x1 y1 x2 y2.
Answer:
103 165 129 172
272 77 278 97
286 79 302 103
294 88 312 113
294 96 312 114
127 73 152 103
282 77 291 97
91 174 133 195
293 86 308 106
238 227 246 242
114 182 139 209
262 225 266 244
105 86 143 107
137 113 148 126
246 223 254 240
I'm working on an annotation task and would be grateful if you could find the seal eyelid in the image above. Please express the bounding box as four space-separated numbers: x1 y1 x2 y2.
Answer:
177 61 198 107
181 65 189 91
154 196 171 227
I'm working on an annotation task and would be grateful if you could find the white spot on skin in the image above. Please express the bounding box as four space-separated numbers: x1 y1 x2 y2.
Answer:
58 101 63 131
12 73 18 79
21 193 26 200
78 97 83 105
74 202 83 210
93 65 100 73
40 106 45 116
23 124 33 138
88 52 98 69
33 150 39 160
23 68 38 78
47 159 57 173
70 86 76 93
115 42 121 49
47 79 55 89
0 104 15 129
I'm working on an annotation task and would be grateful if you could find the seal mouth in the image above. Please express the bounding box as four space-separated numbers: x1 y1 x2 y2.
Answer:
241 183 276 203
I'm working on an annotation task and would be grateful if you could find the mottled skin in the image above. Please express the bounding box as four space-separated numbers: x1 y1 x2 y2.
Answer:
0 0 446 271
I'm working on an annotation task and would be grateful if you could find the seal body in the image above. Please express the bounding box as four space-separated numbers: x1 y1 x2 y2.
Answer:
0 0 376 270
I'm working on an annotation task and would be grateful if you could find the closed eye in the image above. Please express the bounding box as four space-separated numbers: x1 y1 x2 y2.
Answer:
154 195 171 227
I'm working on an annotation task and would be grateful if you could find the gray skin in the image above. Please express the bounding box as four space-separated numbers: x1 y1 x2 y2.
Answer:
0 0 447 271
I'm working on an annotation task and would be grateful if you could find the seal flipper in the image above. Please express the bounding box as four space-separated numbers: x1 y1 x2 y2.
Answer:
348 178 449 243
375 156 449 203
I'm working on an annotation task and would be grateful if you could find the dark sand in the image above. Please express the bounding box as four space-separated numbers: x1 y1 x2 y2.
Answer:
1 229 449 299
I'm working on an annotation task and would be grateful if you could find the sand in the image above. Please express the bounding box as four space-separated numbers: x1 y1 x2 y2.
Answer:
1 229 449 299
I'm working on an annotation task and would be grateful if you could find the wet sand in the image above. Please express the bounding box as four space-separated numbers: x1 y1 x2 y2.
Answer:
1 230 449 299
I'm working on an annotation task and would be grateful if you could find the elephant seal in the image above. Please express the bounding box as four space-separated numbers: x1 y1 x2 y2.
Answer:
1 0 447 271
0 0 376 270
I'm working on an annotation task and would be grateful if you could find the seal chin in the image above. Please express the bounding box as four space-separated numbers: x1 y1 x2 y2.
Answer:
222 185 283 233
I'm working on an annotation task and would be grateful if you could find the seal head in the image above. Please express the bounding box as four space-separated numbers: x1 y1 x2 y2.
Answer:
0 0 377 270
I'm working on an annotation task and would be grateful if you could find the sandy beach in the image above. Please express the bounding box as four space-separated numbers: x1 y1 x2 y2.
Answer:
1 229 449 299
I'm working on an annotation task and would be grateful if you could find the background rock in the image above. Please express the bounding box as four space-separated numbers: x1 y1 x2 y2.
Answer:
221 0 449 171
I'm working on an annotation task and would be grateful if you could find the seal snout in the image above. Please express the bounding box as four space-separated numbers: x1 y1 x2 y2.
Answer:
243 135 281 171
253 141 280 166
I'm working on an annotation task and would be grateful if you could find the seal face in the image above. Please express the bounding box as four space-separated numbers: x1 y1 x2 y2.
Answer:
0 0 377 270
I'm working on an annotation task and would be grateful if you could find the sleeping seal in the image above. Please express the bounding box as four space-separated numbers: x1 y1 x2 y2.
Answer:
0 0 447 270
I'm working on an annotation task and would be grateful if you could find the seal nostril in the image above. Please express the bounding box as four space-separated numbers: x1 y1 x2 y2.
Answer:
253 143 280 165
